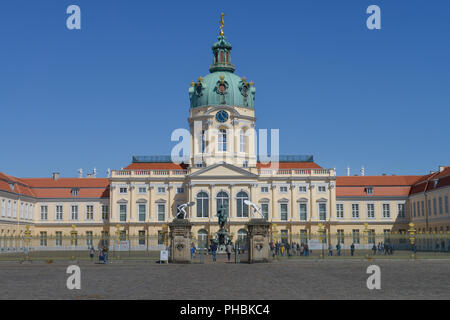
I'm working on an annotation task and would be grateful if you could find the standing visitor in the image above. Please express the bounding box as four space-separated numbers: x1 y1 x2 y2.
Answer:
226 242 232 262
211 243 218 262
350 243 355 256
102 245 108 264
372 244 377 255
336 242 341 256
328 244 333 256
89 246 95 261
190 243 196 260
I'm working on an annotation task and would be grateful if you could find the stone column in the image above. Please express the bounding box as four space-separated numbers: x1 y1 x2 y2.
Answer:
247 219 271 263
168 219 193 263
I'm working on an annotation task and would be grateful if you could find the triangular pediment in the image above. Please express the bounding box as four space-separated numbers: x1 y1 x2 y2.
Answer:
189 163 258 179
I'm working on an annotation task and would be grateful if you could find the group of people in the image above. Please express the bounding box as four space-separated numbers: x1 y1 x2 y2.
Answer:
89 245 108 264
190 241 235 262
371 242 395 255
269 241 311 257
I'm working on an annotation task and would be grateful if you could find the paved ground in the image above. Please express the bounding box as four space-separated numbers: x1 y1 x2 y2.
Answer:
0 258 449 299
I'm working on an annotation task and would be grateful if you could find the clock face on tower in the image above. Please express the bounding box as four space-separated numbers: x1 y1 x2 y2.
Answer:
215 110 229 123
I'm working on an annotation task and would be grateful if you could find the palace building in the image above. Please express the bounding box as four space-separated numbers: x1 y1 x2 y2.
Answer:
1 25 449 250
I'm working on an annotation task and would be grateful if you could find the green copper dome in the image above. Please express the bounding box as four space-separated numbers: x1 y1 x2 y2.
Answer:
189 35 256 109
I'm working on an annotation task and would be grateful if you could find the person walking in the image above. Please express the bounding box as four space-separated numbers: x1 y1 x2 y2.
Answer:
89 246 95 261
350 243 355 256
372 244 377 255
98 247 104 263
328 244 333 256
336 242 341 256
190 243 196 260
226 242 233 262
102 245 108 264
304 243 309 257
211 243 217 262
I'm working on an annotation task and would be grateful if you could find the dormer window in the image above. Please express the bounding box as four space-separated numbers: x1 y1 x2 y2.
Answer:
9 183 15 191
365 187 373 195
72 188 79 197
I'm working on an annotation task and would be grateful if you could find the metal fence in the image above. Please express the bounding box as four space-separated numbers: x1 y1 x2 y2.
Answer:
1 232 449 262
267 231 450 259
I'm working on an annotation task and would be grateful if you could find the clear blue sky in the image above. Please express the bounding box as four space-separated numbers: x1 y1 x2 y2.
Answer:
0 0 449 178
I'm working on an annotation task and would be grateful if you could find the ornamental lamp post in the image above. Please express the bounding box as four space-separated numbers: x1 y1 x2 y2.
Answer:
364 223 370 258
318 223 325 259
24 225 31 260
408 223 416 258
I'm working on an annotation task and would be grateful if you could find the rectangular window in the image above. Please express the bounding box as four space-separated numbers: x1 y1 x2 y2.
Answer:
176 187 185 194
71 205 78 220
40 232 47 247
71 232 78 246
138 204 146 222
300 230 308 244
397 203 406 218
157 187 166 194
318 186 326 192
86 205 94 220
352 229 360 244
299 203 307 221
119 204 127 222
336 203 344 219
261 203 269 220
421 201 424 216
55 231 62 246
86 231 93 246
445 196 449 214
280 203 288 221
427 199 431 216
218 129 227 152
319 203 327 221
139 230 146 245
299 186 307 193
119 231 127 241
367 203 375 219
1 199 5 217
7 200 11 217
158 204 165 222
40 205 48 220
158 231 164 245
439 197 443 215
368 230 375 244
138 187 147 194
413 202 416 217
433 198 437 215
351 204 360 219
260 186 269 193
72 188 79 197
279 186 288 193
365 187 373 195
55 205 63 220
119 187 127 194
101 231 109 247
13 201 17 218
337 229 344 244
382 204 390 218
102 205 109 220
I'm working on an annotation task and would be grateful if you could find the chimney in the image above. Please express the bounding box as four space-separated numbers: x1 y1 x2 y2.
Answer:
52 172 60 181
346 166 350 177
360 166 365 176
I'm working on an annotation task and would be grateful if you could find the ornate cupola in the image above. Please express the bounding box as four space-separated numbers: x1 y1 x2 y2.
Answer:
210 13 234 73
188 13 256 109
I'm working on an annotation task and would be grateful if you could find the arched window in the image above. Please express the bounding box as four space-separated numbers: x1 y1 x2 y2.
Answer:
197 229 208 249
216 191 229 212
196 191 209 218
236 191 249 218
218 129 227 152
220 51 224 63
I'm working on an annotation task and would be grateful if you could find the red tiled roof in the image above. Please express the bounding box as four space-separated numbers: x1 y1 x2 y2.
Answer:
0 172 109 199
336 175 422 186
21 178 109 188
409 167 450 195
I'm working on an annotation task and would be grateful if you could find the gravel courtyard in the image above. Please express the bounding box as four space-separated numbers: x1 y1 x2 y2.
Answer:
0 259 449 300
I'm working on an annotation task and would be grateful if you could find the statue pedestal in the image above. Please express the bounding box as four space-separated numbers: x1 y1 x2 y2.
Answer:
169 219 193 263
247 219 270 263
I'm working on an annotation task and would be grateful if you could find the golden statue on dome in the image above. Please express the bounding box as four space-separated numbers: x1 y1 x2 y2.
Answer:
220 13 225 36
